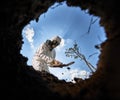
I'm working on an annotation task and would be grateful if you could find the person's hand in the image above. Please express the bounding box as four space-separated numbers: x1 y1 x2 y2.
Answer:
49 60 63 67
53 60 63 65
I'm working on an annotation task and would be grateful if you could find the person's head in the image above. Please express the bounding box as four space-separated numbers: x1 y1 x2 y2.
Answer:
51 36 61 48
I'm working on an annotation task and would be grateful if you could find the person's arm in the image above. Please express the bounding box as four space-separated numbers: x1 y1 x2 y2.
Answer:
36 43 54 63
36 43 63 66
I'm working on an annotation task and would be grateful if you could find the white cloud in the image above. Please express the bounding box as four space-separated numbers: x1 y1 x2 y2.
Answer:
23 25 35 49
56 38 74 52
65 38 74 44
56 38 65 51
69 69 90 80
49 67 91 83
58 69 91 83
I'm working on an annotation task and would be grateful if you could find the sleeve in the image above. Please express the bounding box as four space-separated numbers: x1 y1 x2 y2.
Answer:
52 49 56 59
36 43 54 63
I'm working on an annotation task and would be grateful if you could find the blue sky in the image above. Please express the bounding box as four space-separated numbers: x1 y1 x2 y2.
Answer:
20 1 106 83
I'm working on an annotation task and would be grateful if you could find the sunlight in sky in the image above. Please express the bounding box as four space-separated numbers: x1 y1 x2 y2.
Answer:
20 1 107 83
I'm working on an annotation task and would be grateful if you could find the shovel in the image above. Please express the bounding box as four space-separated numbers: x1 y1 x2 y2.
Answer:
51 61 75 68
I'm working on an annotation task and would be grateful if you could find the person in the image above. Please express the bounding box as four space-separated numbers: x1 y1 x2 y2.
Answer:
32 36 63 73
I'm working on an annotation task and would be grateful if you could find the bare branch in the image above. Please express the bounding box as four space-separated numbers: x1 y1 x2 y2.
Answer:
65 42 96 73
86 16 93 34
86 16 98 34
88 52 98 59
92 18 98 24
